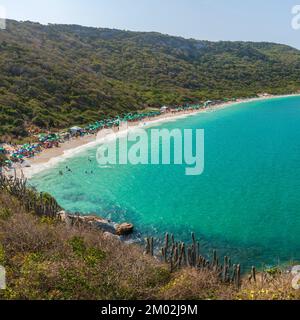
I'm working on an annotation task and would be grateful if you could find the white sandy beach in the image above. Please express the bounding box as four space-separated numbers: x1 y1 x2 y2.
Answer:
12 93 300 179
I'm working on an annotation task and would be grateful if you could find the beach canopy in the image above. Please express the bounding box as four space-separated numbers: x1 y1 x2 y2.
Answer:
5 101 213 164
70 126 82 132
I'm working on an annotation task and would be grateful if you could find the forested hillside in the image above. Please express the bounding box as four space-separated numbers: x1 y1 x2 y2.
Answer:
1 19 300 138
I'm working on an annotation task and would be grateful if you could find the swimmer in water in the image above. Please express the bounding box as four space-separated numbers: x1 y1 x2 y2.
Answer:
59 170 63 176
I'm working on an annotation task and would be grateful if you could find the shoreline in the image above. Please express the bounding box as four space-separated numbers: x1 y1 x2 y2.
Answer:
10 93 300 179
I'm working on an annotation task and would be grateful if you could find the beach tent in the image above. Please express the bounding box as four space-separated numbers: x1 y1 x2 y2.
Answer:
70 126 83 135
160 106 168 113
70 126 82 131
38 134 47 142
44 133 60 142
204 100 213 108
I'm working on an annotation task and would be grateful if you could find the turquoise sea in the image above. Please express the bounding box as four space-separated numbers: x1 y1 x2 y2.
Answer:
30 96 300 269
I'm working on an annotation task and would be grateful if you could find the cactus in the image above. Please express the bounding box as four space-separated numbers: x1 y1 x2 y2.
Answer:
222 256 229 282
212 249 217 268
182 243 187 266
191 233 197 266
178 242 184 267
228 257 231 268
231 264 237 283
163 233 169 262
145 238 151 255
148 232 244 290
187 246 192 267
150 237 154 256
171 234 175 245
174 242 179 264
236 264 241 289
0 174 60 218
251 266 256 282
170 244 176 271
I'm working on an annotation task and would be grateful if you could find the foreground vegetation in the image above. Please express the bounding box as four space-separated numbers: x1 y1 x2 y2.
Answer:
0 176 298 300
1 20 300 139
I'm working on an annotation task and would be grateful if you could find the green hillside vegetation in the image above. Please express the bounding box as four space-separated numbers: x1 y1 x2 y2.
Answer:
1 20 300 138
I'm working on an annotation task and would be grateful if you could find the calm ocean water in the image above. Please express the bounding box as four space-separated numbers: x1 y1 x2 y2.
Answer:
30 96 300 269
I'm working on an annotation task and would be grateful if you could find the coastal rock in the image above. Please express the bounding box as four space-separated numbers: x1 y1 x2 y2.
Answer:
93 219 117 234
116 223 134 236
79 215 104 224
58 211 134 238
78 215 117 234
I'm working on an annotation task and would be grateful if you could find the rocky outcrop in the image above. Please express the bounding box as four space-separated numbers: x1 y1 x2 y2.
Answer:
58 211 134 239
116 223 134 236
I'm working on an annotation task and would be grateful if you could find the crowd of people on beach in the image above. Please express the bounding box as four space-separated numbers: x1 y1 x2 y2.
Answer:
0 99 234 170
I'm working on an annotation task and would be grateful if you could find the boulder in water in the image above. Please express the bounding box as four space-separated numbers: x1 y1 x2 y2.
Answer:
116 223 134 236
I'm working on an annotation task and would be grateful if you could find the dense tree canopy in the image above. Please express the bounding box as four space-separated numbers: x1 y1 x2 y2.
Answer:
1 20 300 138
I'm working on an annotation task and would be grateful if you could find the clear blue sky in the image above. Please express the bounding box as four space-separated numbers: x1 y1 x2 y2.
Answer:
1 0 300 49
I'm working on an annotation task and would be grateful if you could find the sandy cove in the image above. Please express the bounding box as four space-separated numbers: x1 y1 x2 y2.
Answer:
11 93 300 179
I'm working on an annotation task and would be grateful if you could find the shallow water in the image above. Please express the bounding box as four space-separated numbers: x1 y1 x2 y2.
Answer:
30 96 300 269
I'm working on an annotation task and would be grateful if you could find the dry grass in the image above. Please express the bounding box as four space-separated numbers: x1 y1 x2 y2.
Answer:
0 191 170 300
237 270 300 300
157 268 236 300
0 190 299 300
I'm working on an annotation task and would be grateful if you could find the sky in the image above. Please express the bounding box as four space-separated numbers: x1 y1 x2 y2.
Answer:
1 0 300 49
